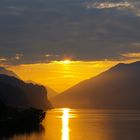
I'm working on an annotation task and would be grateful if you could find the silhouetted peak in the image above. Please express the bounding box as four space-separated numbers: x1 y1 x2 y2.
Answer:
128 61 140 66
0 67 19 78
0 74 24 87
0 74 18 79
26 80 57 99
107 61 140 74
115 61 140 68
0 74 52 110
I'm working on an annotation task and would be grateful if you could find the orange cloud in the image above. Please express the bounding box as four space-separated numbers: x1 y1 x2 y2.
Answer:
122 52 140 59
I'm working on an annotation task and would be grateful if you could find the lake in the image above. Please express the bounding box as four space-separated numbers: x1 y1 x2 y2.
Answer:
1 108 140 140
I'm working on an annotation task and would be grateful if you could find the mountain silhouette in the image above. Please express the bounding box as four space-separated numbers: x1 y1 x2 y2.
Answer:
0 67 19 78
51 61 140 109
47 86 58 99
0 74 52 110
26 80 58 99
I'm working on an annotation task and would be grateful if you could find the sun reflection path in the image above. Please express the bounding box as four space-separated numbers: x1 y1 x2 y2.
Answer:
62 108 70 140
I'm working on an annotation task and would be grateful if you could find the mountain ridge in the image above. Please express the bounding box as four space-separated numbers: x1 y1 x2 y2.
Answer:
0 67 19 78
51 61 140 109
0 74 52 110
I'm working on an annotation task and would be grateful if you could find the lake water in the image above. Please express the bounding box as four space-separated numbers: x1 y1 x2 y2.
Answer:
1 108 140 140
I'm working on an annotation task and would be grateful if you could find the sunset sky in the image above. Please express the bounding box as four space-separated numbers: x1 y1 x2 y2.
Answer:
0 0 140 92
7 59 138 92
8 60 117 92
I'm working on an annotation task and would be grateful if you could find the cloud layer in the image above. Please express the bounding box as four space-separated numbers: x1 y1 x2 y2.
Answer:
0 0 140 65
85 0 140 16
86 1 132 9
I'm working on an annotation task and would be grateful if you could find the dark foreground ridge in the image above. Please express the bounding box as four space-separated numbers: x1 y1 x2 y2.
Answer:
0 102 45 139
0 124 44 140
0 66 19 79
0 74 52 110
0 73 52 136
0 99 46 138
0 101 46 131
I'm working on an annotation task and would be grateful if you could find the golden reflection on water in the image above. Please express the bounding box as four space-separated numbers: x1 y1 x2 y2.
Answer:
5 109 140 140
62 108 70 140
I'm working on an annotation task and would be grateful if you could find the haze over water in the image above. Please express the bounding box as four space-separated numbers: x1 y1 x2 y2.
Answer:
2 108 140 140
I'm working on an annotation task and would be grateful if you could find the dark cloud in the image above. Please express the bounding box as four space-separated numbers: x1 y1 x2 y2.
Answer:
0 0 140 65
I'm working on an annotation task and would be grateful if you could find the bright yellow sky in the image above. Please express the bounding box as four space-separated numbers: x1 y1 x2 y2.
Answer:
7 59 137 93
7 60 119 93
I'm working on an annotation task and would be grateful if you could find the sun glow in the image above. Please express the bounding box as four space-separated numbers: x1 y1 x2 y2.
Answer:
56 60 72 65
62 60 71 64
62 108 70 140
51 59 73 65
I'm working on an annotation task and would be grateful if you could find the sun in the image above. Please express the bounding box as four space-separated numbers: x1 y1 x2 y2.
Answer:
61 60 71 64
51 59 72 65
